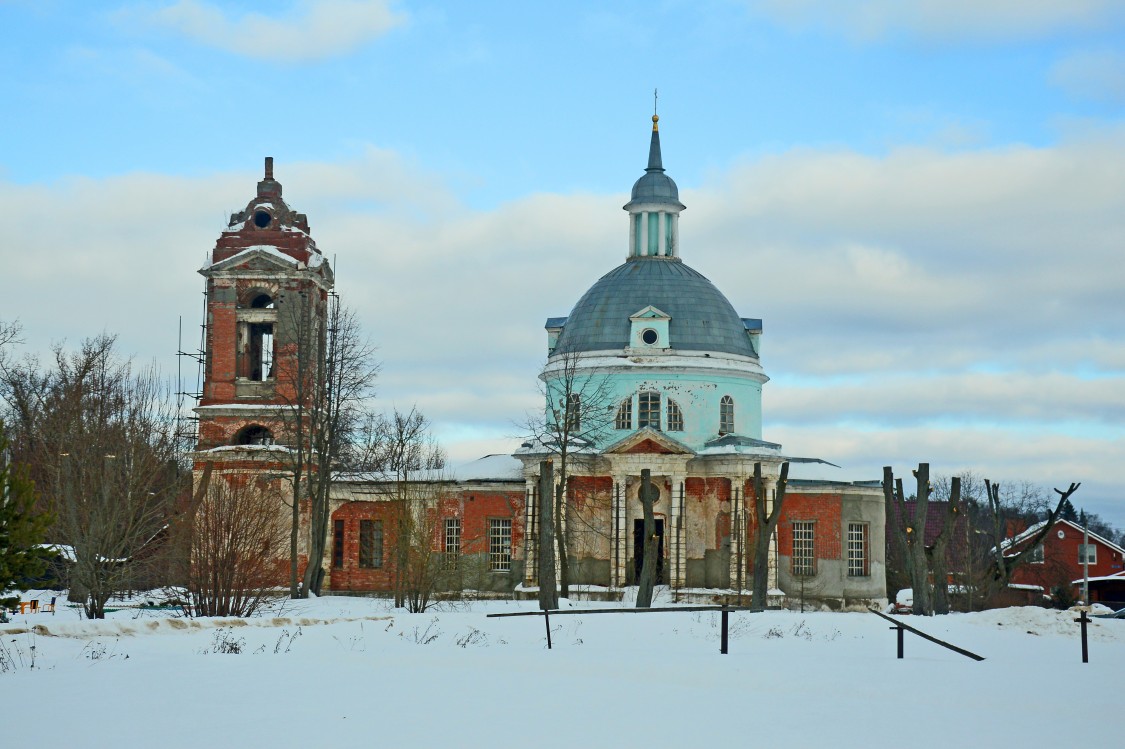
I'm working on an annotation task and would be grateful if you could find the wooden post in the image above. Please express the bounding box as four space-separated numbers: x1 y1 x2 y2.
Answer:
721 607 729 655
894 624 904 659
544 609 552 650
1075 611 1089 663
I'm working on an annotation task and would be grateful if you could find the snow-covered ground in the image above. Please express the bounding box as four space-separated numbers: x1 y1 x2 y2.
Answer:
2 589 1121 748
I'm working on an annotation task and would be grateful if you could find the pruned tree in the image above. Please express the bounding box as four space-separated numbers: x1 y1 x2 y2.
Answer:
635 469 659 608
884 463 933 616
0 335 184 618
929 477 962 615
750 461 788 612
183 474 287 617
537 460 558 611
524 348 615 598
986 478 1079 591
0 424 54 608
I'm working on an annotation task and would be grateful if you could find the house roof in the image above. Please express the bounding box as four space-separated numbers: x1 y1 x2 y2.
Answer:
999 518 1125 557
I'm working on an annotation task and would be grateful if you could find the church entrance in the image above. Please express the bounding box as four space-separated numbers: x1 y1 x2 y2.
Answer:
633 518 664 584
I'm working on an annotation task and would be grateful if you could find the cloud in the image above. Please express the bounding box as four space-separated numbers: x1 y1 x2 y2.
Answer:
1050 49 1125 105
2 131 1123 521
746 0 1125 42
124 0 405 62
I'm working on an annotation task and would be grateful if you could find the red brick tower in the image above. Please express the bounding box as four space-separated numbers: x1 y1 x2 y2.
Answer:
193 157 333 481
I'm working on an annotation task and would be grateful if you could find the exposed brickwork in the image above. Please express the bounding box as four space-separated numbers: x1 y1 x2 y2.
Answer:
776 493 843 561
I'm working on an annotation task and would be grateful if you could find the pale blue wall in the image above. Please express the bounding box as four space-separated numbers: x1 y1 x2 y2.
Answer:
545 368 763 451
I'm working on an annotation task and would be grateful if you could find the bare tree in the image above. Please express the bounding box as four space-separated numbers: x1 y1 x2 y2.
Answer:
0 335 184 618
272 295 379 598
635 469 659 608
372 406 446 609
524 349 615 598
750 461 789 612
183 473 287 617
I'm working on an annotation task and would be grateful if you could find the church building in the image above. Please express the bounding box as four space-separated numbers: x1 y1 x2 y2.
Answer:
191 120 887 608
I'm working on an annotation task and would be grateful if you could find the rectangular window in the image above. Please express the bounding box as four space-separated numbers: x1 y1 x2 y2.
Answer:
490 518 512 572
444 517 461 570
666 399 683 431
1079 544 1097 565
1028 544 1044 564
792 521 815 577
567 393 581 430
359 519 383 569
332 519 345 569
846 523 868 577
638 391 660 430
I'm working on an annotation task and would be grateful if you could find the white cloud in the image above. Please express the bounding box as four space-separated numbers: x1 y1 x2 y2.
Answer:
746 0 1125 42
1050 49 1125 105
124 0 405 62
2 131 1123 521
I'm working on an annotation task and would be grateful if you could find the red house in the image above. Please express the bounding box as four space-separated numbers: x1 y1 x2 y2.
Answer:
1001 518 1125 603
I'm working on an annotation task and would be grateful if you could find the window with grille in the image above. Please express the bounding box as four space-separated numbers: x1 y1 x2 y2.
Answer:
846 523 868 577
666 398 684 431
332 519 345 568
359 519 383 569
1079 544 1097 565
719 395 734 435
638 391 660 430
1028 544 1044 563
444 517 461 570
792 521 815 576
615 398 633 430
490 518 512 571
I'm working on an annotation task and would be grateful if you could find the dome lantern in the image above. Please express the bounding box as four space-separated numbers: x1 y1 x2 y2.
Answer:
624 115 686 260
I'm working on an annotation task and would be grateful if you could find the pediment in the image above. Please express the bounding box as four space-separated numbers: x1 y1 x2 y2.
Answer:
629 305 671 321
603 428 694 456
205 246 300 274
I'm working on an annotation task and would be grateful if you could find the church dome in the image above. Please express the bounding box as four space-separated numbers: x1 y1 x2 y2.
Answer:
553 257 757 358
623 115 685 211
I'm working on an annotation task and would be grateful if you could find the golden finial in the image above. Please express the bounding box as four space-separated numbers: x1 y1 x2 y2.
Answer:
653 88 659 131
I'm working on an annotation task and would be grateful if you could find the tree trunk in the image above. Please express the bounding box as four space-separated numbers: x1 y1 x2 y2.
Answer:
554 452 570 598
909 464 933 616
751 462 789 612
636 469 658 608
537 461 558 611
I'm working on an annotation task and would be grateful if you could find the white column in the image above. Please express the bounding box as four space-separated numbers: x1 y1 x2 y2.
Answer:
729 480 745 593
611 476 625 588
670 476 686 587
767 485 779 591
671 214 679 257
524 478 538 587
628 215 637 257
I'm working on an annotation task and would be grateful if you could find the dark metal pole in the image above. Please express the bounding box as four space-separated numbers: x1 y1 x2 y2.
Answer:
891 624 904 659
721 608 729 654
544 610 552 650
1076 611 1089 663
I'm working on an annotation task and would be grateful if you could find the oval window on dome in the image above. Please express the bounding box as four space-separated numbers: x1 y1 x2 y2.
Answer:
641 328 659 346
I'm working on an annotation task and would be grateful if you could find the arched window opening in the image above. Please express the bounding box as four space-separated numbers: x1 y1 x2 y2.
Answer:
234 424 274 446
567 393 581 431
615 398 633 430
719 395 734 435
250 293 274 309
666 399 684 432
638 391 661 430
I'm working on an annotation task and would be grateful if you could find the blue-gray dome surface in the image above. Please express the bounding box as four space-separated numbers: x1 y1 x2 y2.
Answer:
554 257 756 357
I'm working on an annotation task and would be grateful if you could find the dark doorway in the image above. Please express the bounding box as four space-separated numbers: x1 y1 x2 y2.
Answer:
633 518 664 584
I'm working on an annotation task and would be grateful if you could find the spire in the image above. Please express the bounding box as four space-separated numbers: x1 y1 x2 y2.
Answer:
647 115 664 172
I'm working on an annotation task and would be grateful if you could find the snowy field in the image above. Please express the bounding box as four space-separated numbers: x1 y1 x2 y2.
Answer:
2 590 1120 748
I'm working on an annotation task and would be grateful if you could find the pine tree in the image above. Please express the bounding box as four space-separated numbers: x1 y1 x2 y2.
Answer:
0 426 54 607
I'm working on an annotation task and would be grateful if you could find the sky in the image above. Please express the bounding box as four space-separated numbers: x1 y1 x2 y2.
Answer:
1 1 1123 524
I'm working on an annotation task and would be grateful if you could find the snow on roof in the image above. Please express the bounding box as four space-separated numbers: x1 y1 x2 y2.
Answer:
450 454 523 481
998 518 1125 556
